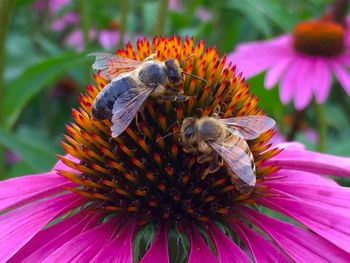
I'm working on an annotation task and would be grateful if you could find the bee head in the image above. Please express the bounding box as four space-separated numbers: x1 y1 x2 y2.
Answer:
180 117 195 144
164 59 184 86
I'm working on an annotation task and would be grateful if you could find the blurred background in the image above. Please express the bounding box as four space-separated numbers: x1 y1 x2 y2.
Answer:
0 0 349 180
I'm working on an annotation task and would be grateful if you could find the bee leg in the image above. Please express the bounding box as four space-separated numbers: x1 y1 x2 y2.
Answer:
144 53 157 61
212 105 221 118
159 94 192 102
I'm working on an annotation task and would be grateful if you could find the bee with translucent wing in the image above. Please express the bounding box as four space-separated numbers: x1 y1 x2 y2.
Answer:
88 52 194 138
179 112 275 190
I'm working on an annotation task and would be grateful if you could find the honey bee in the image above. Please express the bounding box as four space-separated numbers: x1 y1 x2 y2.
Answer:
179 112 275 188
89 52 200 137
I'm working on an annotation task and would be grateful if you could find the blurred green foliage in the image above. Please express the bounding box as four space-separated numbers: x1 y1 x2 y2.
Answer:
0 0 349 179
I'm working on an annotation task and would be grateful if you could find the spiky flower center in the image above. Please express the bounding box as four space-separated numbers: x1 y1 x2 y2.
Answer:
293 19 345 57
59 36 280 227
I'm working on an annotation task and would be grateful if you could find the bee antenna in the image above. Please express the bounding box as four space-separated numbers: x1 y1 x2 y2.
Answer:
182 71 208 84
180 54 196 67
156 131 180 142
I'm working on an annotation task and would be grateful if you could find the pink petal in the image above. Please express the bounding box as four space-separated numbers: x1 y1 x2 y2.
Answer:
140 224 169 263
188 227 217 263
43 218 119 263
312 59 331 103
264 170 339 187
0 171 72 211
331 62 350 95
239 207 350 262
232 221 290 263
90 220 136 263
258 196 350 253
9 211 96 262
264 179 350 210
293 58 314 110
279 61 300 104
0 193 84 262
264 58 291 89
228 35 292 78
267 147 350 177
209 223 251 263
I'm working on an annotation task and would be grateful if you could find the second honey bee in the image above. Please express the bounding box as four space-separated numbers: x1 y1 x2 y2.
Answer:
89 52 197 138
179 111 275 188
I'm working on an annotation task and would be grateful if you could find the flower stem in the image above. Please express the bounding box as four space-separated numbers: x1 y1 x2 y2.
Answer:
153 0 168 35
314 102 326 152
78 0 90 50
0 0 14 174
328 0 349 24
118 0 129 48
78 0 90 82
286 110 305 141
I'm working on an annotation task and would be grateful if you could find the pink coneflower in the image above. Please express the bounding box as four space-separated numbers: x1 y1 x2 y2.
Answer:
51 11 79 32
1 37 350 262
98 30 120 50
228 16 350 109
64 29 97 51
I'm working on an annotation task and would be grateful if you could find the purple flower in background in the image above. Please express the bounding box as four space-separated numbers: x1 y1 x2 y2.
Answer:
229 17 350 109
64 29 97 51
98 30 120 50
51 12 79 31
195 7 212 21
169 0 183 11
34 0 70 13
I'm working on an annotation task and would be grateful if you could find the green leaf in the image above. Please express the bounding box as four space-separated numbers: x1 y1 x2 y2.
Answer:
0 128 57 173
4 52 89 129
226 1 273 36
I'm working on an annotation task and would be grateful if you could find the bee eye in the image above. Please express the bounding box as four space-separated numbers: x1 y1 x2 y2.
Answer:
168 70 180 84
184 127 194 137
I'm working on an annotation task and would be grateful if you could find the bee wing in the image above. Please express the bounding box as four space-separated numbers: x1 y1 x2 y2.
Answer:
111 87 153 137
88 52 142 80
209 138 256 186
222 115 275 140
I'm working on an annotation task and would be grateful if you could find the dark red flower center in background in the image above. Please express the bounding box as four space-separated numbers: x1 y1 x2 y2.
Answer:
292 19 345 57
59 36 280 228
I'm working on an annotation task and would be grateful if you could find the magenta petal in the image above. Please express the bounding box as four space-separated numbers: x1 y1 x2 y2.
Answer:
331 62 350 95
9 211 95 262
267 147 350 177
265 170 338 187
140 224 169 263
232 221 290 263
293 58 314 110
90 220 136 263
188 227 217 263
279 61 300 104
312 59 331 103
209 223 251 263
265 179 350 210
240 207 350 262
43 218 118 263
264 58 291 89
258 196 350 254
0 193 84 262
0 172 72 211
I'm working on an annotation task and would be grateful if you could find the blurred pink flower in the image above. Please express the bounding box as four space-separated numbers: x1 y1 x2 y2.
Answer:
228 18 350 109
169 0 183 11
64 29 97 51
49 0 70 12
51 12 79 31
98 30 119 50
1 141 350 262
5 151 21 165
195 7 212 22
34 0 70 13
